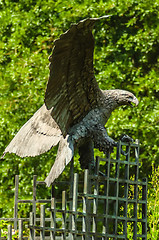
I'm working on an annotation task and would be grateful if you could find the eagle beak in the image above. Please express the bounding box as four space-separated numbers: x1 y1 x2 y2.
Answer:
128 96 139 107
133 96 139 106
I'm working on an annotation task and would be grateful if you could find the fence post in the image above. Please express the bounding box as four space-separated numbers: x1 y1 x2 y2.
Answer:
82 169 88 239
50 198 56 240
133 141 140 239
29 212 34 240
142 178 147 240
105 151 111 236
33 175 37 225
69 157 74 199
40 205 45 240
18 220 23 240
92 157 100 239
83 169 90 240
62 191 66 240
7 225 12 240
71 173 78 240
14 175 19 230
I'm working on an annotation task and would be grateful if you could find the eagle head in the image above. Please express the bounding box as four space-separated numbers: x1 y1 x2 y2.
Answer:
102 89 139 109
115 89 139 107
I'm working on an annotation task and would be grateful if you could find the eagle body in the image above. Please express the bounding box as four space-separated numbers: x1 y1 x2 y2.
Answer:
3 17 139 186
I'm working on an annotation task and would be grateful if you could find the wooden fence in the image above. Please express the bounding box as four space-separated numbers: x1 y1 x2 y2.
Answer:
0 140 147 239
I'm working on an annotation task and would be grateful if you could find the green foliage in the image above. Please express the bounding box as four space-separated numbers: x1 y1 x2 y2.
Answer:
0 220 29 239
0 0 158 238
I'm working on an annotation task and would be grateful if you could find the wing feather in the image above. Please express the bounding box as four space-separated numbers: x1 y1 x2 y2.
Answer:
45 17 107 136
3 105 62 157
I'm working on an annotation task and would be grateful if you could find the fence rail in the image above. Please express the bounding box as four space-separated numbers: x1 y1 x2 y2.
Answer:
0 140 147 239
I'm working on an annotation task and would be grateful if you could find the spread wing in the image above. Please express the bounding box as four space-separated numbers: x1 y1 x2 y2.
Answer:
45 17 109 137
3 105 62 157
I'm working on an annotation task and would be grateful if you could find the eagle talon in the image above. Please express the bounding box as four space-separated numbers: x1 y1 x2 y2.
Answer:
120 134 134 143
119 134 133 156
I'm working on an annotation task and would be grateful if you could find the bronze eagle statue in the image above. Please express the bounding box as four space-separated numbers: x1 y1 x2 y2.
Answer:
3 17 139 186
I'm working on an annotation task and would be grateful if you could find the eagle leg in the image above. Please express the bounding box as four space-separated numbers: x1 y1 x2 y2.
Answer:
90 124 117 154
79 138 95 169
89 126 134 156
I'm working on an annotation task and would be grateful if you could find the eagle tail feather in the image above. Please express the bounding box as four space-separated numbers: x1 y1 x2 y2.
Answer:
45 136 74 187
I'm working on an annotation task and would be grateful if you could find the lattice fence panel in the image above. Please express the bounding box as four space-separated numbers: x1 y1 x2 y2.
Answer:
0 140 147 239
27 140 147 240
